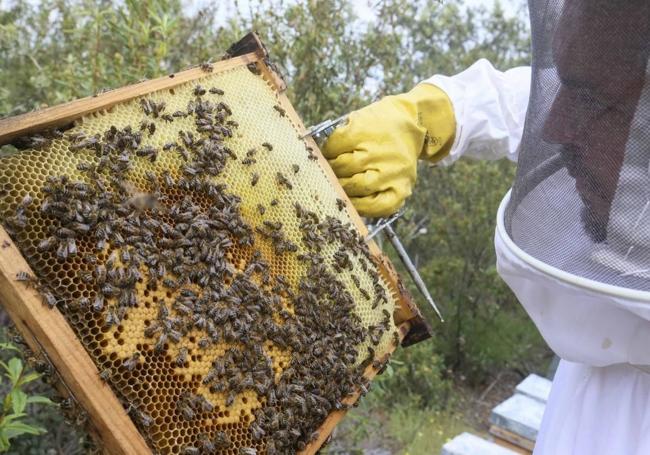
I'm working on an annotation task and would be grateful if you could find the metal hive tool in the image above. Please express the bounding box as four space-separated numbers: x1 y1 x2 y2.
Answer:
0 33 430 455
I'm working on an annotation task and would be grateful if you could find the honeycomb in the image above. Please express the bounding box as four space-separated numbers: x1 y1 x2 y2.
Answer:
0 62 399 454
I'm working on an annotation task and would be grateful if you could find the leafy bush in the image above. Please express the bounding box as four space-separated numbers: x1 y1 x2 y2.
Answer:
0 341 53 452
397 160 551 385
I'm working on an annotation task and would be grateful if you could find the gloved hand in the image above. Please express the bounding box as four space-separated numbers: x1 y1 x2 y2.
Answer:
322 83 455 218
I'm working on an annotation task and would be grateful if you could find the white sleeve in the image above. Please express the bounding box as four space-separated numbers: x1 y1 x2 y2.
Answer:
424 59 531 164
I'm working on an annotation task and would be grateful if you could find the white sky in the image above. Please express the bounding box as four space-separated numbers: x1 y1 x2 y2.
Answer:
2 0 526 21
352 0 524 19
189 0 527 25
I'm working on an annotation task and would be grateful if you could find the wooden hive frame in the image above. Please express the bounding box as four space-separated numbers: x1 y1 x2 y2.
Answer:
0 32 431 455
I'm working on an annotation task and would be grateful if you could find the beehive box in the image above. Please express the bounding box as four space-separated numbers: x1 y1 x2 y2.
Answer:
0 33 429 455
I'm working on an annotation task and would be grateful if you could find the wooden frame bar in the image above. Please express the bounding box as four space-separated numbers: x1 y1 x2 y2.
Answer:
0 229 151 455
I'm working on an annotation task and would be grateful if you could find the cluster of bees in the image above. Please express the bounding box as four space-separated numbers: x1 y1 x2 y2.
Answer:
1 64 398 454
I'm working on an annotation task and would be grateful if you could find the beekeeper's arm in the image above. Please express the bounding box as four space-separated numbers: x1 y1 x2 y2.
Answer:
322 59 531 217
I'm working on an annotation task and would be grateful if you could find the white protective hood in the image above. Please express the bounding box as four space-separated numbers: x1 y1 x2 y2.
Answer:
496 189 650 368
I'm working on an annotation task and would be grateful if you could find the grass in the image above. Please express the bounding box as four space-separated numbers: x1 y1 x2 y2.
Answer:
328 391 475 455
387 406 474 455
328 367 534 455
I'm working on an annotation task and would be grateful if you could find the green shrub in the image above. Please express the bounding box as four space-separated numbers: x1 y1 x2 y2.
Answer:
0 341 53 452
391 159 551 385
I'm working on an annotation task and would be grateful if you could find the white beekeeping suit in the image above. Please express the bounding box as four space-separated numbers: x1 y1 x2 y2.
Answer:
428 1 650 453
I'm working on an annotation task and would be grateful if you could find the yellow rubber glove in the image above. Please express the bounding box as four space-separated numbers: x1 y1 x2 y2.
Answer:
322 84 455 218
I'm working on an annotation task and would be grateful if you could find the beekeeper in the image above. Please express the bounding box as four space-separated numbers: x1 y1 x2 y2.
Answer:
322 1 650 453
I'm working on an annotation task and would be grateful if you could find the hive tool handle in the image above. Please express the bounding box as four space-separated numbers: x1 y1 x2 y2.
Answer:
302 115 348 145
367 214 443 322
306 116 443 323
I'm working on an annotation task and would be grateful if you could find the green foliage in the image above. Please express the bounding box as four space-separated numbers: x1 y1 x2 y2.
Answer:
0 0 232 115
369 343 452 409
384 402 471 455
396 160 549 385
332 392 473 455
0 0 529 119
0 342 53 452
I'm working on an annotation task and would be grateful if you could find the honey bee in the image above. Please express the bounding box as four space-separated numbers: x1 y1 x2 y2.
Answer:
138 410 154 427
153 333 167 355
129 406 154 428
179 130 194 148
163 278 178 289
262 142 273 151
136 145 158 162
104 306 122 328
177 398 195 421
209 87 224 95
197 338 210 349
122 352 140 371
15 271 34 283
200 62 213 72
208 382 225 394
250 423 265 441
273 105 286 117
382 309 391 329
175 347 188 366
251 173 259 186
69 135 100 152
92 294 105 312
140 98 153 116
32 358 54 376
247 62 261 75
120 248 131 263
42 291 58 308
99 368 113 381
56 397 75 410
214 431 232 449
76 161 93 172
368 325 383 345
193 85 206 96
225 391 236 407
139 120 156 136
162 170 174 187
306 145 318 160
392 330 400 347
152 100 167 117
276 172 293 190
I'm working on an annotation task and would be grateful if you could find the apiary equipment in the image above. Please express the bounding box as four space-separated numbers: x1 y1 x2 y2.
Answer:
0 33 431 455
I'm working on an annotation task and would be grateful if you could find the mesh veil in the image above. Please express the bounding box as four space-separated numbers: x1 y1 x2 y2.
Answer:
505 0 650 291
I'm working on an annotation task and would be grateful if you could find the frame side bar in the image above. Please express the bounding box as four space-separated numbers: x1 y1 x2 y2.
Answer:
0 228 151 455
